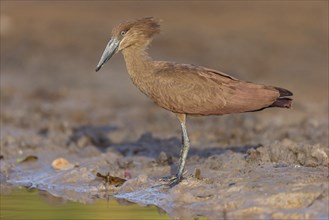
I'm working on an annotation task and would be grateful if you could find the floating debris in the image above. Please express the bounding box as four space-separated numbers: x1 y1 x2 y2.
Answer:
17 155 38 163
96 172 126 187
51 158 74 170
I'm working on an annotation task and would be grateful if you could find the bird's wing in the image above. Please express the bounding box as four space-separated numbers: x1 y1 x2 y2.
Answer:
195 66 282 113
197 66 239 81
152 63 233 114
153 62 280 115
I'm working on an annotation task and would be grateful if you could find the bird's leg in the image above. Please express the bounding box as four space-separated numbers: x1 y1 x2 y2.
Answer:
159 113 190 186
175 113 190 183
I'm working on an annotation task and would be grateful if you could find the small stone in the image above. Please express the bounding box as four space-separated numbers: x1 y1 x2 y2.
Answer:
194 168 202 180
51 158 74 170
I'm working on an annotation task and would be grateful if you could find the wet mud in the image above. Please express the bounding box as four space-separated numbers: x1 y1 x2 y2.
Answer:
1 2 328 219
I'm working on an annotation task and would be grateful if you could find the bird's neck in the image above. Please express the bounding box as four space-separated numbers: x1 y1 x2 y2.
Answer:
122 47 155 84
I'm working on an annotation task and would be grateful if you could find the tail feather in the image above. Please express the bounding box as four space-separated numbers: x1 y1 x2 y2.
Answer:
270 97 292 108
247 86 293 112
274 87 293 97
271 87 293 108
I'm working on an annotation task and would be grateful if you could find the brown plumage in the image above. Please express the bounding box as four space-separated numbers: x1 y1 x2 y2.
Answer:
95 17 293 185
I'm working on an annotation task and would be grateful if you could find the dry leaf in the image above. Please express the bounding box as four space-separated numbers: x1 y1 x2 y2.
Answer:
96 172 126 187
17 155 38 163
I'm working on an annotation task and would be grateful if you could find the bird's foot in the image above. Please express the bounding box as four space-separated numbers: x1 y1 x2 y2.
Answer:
159 175 176 182
159 175 181 187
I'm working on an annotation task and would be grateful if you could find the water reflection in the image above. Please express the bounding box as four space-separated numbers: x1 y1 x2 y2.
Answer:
1 187 169 220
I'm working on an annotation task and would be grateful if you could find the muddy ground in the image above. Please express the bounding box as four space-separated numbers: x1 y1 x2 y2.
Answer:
1 2 328 219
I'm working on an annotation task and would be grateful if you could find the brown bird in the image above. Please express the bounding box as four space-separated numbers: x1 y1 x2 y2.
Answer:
95 17 293 185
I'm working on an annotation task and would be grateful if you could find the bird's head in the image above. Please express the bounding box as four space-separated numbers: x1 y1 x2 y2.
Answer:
96 17 160 72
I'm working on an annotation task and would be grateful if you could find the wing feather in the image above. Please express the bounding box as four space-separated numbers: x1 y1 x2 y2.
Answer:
151 62 280 115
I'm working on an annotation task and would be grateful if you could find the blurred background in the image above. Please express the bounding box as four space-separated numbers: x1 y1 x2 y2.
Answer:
1 1 328 144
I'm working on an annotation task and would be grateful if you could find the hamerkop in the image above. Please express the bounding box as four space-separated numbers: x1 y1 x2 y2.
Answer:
95 17 293 185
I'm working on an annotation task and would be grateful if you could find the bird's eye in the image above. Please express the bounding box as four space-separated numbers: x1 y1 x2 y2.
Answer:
121 31 126 36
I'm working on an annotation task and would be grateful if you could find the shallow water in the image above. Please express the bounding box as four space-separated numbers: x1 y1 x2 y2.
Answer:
1 187 169 220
